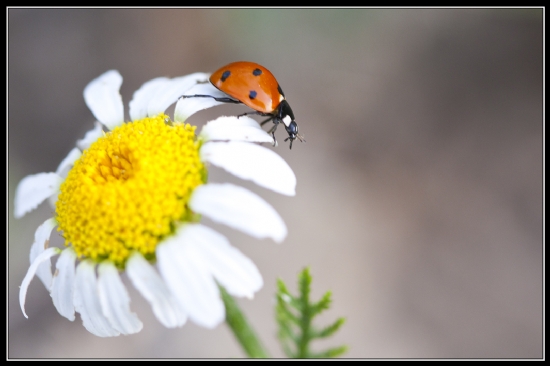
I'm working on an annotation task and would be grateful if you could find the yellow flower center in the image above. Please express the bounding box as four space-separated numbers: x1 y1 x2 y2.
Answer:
56 114 206 267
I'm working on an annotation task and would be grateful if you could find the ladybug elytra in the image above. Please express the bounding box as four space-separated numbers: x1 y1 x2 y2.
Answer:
181 61 304 149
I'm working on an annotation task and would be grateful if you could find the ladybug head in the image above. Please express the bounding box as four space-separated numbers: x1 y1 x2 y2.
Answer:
284 121 305 149
278 100 305 149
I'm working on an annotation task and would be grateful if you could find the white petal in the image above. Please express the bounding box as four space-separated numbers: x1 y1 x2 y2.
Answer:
146 72 211 118
47 195 58 212
128 77 171 121
174 82 233 122
29 217 57 289
48 148 81 211
48 147 82 210
97 262 143 335
126 252 187 328
74 260 120 337
19 247 60 318
55 147 82 177
187 225 263 299
50 248 76 321
200 141 296 196
157 227 224 328
199 116 274 144
14 172 63 218
190 183 287 243
77 121 104 151
83 70 124 130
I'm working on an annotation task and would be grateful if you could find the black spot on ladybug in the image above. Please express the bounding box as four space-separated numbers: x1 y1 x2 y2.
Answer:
220 70 231 82
249 90 257 100
277 84 285 97
253 68 262 76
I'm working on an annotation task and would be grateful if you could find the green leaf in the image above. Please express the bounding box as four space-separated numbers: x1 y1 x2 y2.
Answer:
311 291 332 314
275 267 348 358
316 317 346 338
298 267 312 307
312 345 350 359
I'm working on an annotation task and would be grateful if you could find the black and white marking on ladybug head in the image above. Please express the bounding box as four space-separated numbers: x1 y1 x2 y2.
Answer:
282 115 292 127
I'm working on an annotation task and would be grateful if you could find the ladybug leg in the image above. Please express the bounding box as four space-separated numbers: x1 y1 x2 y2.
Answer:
267 121 279 147
180 94 242 104
237 111 265 119
259 116 274 126
285 137 293 150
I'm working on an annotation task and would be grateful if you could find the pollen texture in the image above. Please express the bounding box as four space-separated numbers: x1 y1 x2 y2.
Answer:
56 115 206 266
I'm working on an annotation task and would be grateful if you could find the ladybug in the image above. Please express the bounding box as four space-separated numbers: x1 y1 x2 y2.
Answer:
181 61 304 149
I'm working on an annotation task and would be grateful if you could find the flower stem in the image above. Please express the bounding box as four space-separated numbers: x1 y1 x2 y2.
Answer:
220 286 270 358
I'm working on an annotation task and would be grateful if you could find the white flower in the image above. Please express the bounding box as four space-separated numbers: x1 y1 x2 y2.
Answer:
15 70 296 337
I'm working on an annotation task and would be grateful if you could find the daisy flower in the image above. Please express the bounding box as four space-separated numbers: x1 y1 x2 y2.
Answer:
15 70 296 337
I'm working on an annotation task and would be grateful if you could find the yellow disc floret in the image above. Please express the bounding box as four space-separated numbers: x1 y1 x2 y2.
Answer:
56 114 206 267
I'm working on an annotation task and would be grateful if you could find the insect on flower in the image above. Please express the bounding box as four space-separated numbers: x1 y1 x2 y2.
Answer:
181 61 305 149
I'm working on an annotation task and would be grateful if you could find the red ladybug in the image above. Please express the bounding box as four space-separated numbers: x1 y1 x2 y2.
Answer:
182 61 304 149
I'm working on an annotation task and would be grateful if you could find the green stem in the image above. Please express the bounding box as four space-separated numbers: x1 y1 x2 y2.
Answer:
298 299 311 357
220 286 270 358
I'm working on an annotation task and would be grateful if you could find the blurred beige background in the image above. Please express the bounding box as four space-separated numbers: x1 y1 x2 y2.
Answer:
8 8 542 359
